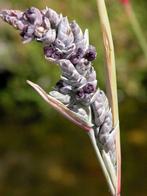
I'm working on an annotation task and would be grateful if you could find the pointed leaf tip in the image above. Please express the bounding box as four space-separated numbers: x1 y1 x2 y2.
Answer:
27 80 93 131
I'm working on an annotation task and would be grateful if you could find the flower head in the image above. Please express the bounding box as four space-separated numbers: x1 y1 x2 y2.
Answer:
0 7 116 178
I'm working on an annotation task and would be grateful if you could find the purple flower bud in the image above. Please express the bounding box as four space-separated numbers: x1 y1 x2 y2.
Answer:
76 48 84 58
69 48 84 65
76 89 85 99
83 83 95 94
75 83 96 103
85 46 97 61
53 50 63 60
69 55 79 65
44 46 64 60
44 46 55 57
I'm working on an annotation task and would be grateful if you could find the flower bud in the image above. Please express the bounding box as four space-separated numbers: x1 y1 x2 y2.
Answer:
24 7 43 26
85 45 97 61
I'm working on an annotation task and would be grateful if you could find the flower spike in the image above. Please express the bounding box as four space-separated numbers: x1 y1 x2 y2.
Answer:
0 7 119 195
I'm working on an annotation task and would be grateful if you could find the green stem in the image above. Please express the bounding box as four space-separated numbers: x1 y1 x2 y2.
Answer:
88 129 115 196
96 0 121 195
124 3 147 62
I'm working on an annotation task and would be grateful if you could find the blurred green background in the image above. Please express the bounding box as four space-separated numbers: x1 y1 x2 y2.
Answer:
0 0 147 195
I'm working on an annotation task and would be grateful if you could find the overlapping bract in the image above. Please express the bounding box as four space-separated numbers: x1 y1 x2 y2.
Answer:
0 7 116 165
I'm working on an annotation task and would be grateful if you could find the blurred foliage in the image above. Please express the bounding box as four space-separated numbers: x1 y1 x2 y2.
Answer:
0 0 147 195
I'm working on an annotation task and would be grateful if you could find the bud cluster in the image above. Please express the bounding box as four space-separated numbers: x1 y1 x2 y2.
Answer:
0 7 116 164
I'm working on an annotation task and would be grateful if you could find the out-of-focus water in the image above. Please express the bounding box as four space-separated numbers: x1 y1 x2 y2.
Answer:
0 98 147 196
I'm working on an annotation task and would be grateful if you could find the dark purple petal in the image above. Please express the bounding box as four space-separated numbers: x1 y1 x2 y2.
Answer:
69 55 79 65
69 48 84 65
76 89 85 99
44 46 64 60
44 46 55 57
85 46 97 61
76 47 84 58
83 83 95 94
53 50 63 60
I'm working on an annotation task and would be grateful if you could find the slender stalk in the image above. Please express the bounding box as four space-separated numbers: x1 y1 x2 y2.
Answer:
96 0 121 195
123 3 147 62
88 129 115 196
102 150 117 188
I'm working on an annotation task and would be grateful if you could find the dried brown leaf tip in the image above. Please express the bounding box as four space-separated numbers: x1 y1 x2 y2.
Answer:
0 7 118 194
